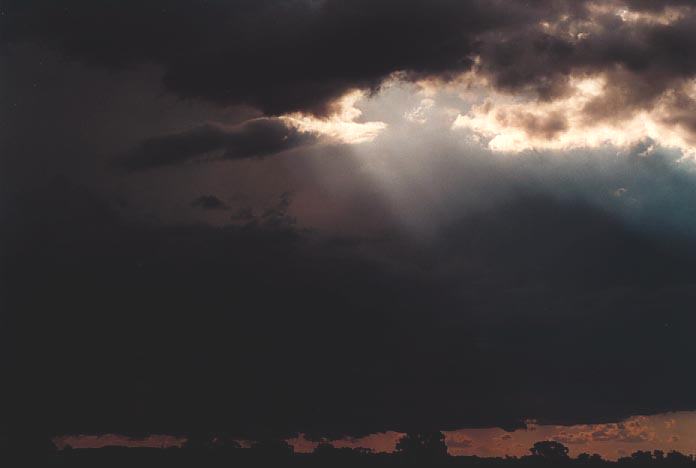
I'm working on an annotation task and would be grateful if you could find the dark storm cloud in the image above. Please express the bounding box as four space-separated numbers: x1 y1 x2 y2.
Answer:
624 0 695 12
0 0 580 115
659 91 696 139
4 181 696 442
191 195 228 210
120 119 316 170
494 109 569 140
3 0 696 122
6 0 696 151
473 1 696 136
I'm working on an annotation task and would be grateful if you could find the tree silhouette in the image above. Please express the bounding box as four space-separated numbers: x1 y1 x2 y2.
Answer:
182 432 214 450
530 441 570 460
313 442 337 456
16 434 696 468
631 451 654 464
666 451 694 464
578 452 604 463
250 439 294 458
209 433 241 450
396 431 449 459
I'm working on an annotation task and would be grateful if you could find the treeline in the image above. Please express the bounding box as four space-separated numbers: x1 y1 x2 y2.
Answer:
7 434 696 468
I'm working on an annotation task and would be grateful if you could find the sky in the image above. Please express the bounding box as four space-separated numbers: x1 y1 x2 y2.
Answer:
4 0 696 457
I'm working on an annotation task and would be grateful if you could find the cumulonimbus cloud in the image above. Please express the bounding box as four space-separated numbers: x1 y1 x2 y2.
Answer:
7 1 696 156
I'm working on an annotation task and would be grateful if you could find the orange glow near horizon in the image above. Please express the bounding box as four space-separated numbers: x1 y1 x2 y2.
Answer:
54 412 696 460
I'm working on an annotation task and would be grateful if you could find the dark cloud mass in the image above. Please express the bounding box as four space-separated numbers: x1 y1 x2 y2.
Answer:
4 0 696 124
120 119 316 170
478 6 696 109
1 0 500 115
10 0 517 114
4 180 696 442
191 195 228 210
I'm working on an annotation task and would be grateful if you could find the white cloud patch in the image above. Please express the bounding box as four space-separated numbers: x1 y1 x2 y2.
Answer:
404 98 435 124
282 90 387 144
451 75 696 157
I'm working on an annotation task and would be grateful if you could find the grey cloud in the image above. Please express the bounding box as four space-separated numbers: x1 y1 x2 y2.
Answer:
192 195 228 210
120 119 316 171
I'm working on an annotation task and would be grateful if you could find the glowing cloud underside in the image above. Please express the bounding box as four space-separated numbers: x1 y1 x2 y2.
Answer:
282 91 387 144
452 76 696 156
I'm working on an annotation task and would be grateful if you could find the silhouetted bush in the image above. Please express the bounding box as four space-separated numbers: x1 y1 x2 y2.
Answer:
19 437 696 468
